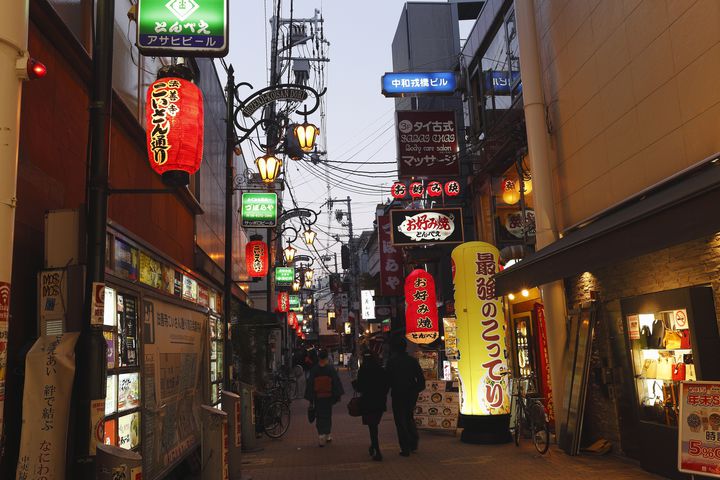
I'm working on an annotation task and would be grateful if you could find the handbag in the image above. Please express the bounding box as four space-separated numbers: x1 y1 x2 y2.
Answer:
657 356 675 381
641 358 657 378
639 326 651 349
663 329 682 350
672 362 686 381
650 319 665 348
307 403 316 423
347 393 362 417
679 329 691 350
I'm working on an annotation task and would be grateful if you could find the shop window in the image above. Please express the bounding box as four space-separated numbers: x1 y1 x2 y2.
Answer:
103 288 141 451
491 157 535 254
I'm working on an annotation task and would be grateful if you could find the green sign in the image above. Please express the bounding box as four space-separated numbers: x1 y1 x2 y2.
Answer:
137 0 228 57
289 295 301 311
274 267 295 286
241 193 278 227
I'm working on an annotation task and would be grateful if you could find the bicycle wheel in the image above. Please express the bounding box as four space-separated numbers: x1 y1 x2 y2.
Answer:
529 401 550 454
263 400 291 439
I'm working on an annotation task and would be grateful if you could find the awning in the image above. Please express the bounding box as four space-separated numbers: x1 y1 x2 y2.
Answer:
235 305 282 328
495 159 720 295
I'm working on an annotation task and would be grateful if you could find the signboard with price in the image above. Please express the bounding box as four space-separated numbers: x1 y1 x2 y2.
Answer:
679 381 720 477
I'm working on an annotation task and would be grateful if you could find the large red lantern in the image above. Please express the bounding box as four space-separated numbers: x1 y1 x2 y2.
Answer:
278 292 290 313
426 181 443 197
288 311 297 327
409 182 424 199
445 180 460 196
391 182 407 199
246 241 269 277
146 75 204 187
404 269 439 344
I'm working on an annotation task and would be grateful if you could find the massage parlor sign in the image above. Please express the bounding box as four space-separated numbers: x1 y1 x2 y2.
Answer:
451 242 510 416
679 381 720 477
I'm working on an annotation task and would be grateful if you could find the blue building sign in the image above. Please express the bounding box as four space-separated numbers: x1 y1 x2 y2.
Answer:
381 72 457 97
483 70 521 95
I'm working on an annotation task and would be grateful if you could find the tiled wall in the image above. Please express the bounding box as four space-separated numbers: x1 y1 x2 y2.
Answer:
535 0 720 230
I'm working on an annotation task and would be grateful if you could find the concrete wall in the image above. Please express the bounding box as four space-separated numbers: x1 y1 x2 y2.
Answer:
535 0 720 230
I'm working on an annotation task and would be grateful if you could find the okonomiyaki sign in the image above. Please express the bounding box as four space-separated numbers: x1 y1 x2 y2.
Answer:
451 242 510 416
390 208 464 246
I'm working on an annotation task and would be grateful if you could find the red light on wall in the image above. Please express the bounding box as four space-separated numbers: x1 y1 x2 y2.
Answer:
27 58 47 79
145 76 204 187
246 240 269 277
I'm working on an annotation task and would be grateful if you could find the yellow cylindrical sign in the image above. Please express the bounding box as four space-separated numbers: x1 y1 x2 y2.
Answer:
451 242 510 416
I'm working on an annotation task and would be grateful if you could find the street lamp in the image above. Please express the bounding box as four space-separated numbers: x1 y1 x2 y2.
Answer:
304 279 312 289
255 153 282 183
304 269 314 282
292 280 300 292
283 244 296 264
294 121 319 152
304 229 316 246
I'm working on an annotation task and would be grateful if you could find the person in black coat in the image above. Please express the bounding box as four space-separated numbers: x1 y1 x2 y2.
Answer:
353 349 389 461
386 336 425 456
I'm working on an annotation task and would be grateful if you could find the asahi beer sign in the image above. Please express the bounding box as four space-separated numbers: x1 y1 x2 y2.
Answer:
390 208 464 246
396 111 459 178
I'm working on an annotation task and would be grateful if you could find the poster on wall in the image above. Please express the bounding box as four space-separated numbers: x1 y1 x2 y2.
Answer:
140 252 163 289
142 298 206 479
678 381 720 477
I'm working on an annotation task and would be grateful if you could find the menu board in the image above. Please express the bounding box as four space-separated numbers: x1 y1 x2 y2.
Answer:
415 380 460 430
678 381 720 477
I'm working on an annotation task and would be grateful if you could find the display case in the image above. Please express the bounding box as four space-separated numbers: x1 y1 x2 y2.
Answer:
103 287 141 450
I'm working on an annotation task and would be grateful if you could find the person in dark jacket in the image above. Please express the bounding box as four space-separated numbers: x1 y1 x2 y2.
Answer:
305 349 344 446
386 335 425 456
353 349 389 461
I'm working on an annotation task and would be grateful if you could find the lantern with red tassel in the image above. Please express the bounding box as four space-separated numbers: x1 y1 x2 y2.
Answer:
146 67 204 187
246 240 269 277
404 269 439 344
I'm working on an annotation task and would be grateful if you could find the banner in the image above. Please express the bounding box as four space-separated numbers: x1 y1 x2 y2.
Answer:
377 214 403 296
451 242 510 416
678 381 720 477
534 303 555 425
396 111 459 177
16 333 79 480
142 298 206 479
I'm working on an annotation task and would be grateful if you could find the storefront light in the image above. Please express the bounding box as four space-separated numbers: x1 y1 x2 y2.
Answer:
508 293 516 301
521 289 530 297
502 178 520 205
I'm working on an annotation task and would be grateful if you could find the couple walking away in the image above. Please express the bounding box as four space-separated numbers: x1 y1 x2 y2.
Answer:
305 337 425 460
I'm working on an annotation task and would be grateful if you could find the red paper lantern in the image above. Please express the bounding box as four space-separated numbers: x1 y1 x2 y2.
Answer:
409 182 424 198
288 311 297 327
146 76 204 187
404 269 439 344
278 292 290 313
391 182 407 199
427 181 443 197
444 180 460 196
246 241 269 277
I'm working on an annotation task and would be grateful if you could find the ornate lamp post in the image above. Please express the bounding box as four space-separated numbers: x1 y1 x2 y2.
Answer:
255 153 282 184
283 244 296 264
303 228 316 246
294 121 319 152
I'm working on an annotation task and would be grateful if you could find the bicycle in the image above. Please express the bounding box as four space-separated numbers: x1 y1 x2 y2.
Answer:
255 389 291 439
270 369 299 401
508 373 550 455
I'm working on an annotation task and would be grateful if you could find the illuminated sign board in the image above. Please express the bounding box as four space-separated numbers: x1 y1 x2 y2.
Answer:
382 71 456 97
274 267 295 286
241 193 277 227
137 0 228 57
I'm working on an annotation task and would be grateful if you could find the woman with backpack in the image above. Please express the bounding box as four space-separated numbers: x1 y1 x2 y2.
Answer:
305 349 344 446
353 348 389 461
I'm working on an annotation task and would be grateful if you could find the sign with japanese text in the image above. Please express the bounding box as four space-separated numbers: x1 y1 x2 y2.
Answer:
274 267 295 286
505 209 536 239
534 303 555 425
404 269 439 344
289 295 301 311
390 208 464 246
382 72 456 97
483 70 521 95
451 242 510 416
0 281 8 442
361 290 376 321
443 317 458 360
396 111 459 178
137 0 228 57
679 381 720 477
141 298 205 479
241 193 277 227
377 215 403 296
16 333 79 480
414 380 460 430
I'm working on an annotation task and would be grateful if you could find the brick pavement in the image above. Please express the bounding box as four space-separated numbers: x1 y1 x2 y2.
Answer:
241 368 665 480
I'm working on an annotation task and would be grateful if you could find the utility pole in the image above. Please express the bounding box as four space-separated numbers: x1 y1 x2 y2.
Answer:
224 66 235 391
330 196 357 350
76 0 114 476
0 0 29 458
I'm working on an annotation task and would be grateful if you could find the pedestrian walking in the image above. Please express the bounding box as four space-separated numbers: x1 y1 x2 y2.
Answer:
353 349 389 461
386 336 425 456
305 349 344 446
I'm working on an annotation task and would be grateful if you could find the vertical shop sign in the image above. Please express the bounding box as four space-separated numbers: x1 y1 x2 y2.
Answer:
533 303 555 425
137 0 229 57
377 214 403 296
404 270 439 344
678 381 720 477
451 242 510 416
396 111 459 177
0 281 8 437
15 333 79 480
443 317 459 360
